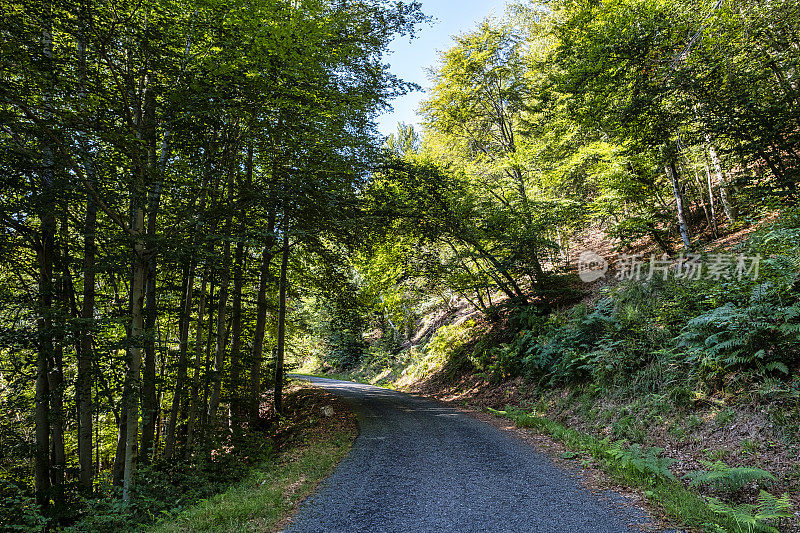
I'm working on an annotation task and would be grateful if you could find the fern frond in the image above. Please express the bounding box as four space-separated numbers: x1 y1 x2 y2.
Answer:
685 462 775 493
707 497 779 533
755 490 793 522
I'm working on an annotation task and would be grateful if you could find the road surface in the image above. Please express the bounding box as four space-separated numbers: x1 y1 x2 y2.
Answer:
285 375 666 533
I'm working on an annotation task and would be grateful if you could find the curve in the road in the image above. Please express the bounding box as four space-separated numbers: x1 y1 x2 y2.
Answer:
285 375 665 533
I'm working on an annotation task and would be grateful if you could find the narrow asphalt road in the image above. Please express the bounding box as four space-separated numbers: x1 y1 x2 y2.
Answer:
285 375 664 533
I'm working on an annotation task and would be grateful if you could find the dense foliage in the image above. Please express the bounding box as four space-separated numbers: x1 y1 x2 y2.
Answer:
0 0 422 527
3 0 800 530
341 0 800 381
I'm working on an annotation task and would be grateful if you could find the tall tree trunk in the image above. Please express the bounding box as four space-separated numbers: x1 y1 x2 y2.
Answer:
76 0 95 493
77 189 96 492
140 113 167 465
123 191 148 502
35 223 53 504
198 275 217 444
666 160 692 251
208 141 236 425
229 143 252 428
251 211 276 422
207 232 231 424
48 343 66 506
141 258 157 463
48 218 70 506
163 261 193 459
274 221 290 416
185 270 209 452
34 1 56 507
228 239 245 428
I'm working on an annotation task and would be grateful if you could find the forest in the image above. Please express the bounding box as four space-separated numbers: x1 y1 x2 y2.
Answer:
1 0 799 531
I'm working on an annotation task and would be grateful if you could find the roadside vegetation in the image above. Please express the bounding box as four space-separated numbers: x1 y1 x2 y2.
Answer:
152 385 357 533
2 0 799 531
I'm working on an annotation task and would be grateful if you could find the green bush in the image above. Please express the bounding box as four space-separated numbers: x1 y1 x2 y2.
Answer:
0 478 47 531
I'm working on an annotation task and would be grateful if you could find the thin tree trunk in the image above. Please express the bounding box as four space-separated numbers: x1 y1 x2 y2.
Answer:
77 187 96 492
208 136 237 424
111 410 127 487
185 271 208 452
228 239 245 428
707 142 737 222
250 211 275 422
229 144 251 428
274 221 290 416
198 276 216 444
666 160 692 251
512 168 545 284
35 236 52 503
141 257 157 463
140 126 167 465
704 163 719 238
692 168 715 238
48 344 66 505
208 234 231 424
48 218 70 505
164 261 193 459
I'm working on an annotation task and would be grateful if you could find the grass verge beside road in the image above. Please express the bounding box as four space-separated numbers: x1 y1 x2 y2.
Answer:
152 385 357 533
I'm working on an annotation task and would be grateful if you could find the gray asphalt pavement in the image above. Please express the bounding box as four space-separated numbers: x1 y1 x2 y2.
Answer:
284 375 662 533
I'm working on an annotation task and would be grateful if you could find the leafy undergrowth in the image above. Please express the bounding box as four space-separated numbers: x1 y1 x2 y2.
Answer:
492 407 794 533
150 386 357 533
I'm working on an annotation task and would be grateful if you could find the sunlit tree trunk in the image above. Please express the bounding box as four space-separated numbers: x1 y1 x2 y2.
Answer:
707 142 737 222
666 160 692 251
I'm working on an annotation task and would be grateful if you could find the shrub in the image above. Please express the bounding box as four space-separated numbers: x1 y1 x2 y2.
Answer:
0 478 47 531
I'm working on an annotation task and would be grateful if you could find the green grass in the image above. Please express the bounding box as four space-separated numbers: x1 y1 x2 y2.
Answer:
488 406 780 533
150 427 355 532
